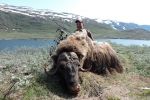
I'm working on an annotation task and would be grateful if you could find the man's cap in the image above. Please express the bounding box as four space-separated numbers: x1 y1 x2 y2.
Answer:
75 18 83 23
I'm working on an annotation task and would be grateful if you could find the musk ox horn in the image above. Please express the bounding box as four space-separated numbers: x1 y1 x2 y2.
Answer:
44 55 58 76
79 67 91 72
79 67 88 72
45 54 59 76
44 65 58 76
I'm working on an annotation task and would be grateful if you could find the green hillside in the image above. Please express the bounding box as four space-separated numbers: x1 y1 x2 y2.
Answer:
0 11 150 39
0 11 54 33
0 11 113 34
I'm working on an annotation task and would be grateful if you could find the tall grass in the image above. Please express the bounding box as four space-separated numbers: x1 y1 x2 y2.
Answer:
113 44 150 77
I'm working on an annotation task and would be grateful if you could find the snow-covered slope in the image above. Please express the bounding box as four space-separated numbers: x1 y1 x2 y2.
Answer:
95 19 150 31
0 4 150 32
0 4 86 22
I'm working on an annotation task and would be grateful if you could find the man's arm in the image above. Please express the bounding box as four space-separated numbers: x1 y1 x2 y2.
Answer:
86 30 94 40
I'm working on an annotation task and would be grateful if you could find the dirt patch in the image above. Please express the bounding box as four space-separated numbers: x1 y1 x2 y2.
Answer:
101 85 130 100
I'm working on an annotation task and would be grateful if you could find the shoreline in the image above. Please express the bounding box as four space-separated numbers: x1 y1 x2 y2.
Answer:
0 37 150 40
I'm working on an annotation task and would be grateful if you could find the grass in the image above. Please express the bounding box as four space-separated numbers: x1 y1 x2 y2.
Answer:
0 44 150 100
0 32 56 39
113 44 150 77
138 89 150 96
107 96 120 100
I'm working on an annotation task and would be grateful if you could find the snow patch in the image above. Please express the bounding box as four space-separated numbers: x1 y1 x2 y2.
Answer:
112 25 118 30
123 26 126 30
95 19 103 23
116 22 120 26
104 20 112 24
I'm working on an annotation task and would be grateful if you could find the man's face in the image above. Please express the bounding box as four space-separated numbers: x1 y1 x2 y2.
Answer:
76 22 84 30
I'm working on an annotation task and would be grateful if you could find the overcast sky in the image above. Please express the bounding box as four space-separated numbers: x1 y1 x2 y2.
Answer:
0 0 150 25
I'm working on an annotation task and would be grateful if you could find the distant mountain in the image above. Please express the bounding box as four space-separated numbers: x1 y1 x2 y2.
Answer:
0 4 150 39
124 28 150 34
0 4 114 34
95 19 150 31
0 4 85 22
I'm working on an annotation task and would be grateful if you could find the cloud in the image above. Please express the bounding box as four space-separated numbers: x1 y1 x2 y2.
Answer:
1 0 150 24
70 0 150 25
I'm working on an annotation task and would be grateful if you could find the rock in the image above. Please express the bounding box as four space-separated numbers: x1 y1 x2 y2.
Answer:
0 65 6 70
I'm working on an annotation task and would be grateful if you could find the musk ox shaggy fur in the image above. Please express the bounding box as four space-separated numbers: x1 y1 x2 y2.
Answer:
54 31 93 70
84 42 123 75
47 31 123 94
52 31 123 75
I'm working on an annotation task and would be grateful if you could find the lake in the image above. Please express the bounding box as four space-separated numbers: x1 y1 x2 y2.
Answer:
97 39 150 46
0 39 55 50
0 39 150 50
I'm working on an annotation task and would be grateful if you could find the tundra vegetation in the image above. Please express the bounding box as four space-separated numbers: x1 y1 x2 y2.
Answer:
0 44 150 100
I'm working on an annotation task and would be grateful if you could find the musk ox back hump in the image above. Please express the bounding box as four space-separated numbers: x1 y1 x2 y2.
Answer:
55 33 90 60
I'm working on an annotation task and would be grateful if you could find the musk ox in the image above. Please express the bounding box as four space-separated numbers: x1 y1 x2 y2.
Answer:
45 31 123 94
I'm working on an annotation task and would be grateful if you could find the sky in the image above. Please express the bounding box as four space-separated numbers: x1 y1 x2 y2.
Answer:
0 0 150 25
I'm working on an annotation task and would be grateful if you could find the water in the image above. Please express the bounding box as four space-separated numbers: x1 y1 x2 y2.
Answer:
0 39 55 50
0 39 150 50
98 39 150 46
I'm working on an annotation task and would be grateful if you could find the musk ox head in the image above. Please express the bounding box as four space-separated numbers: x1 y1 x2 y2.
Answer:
50 52 81 95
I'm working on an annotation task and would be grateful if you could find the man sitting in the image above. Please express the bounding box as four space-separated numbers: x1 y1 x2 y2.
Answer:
75 18 94 40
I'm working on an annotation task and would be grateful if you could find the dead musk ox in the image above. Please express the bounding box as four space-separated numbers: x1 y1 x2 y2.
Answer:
46 32 123 94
